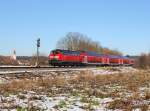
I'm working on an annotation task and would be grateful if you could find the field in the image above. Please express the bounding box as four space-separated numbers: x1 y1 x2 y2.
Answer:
0 67 149 111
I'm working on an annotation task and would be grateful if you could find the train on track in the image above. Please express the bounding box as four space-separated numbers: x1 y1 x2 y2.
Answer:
49 49 134 67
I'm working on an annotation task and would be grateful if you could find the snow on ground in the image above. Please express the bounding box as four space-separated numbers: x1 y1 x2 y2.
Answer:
0 67 149 111
91 67 138 75
0 92 113 111
0 91 149 111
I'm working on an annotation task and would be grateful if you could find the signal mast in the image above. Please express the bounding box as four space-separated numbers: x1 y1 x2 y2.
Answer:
36 38 40 67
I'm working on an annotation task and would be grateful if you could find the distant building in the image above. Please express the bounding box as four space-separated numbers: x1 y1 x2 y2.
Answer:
11 49 17 60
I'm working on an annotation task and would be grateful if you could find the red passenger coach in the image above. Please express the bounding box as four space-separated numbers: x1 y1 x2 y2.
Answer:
128 58 134 66
108 55 124 65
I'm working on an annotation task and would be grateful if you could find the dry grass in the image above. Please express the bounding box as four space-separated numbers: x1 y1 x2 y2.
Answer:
108 91 149 111
144 90 150 100
0 70 149 110
0 76 67 95
0 70 149 95
108 95 149 111
0 56 18 65
108 99 132 110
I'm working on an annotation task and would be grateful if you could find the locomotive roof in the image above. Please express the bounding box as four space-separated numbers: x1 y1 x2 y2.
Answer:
106 55 130 59
52 49 80 55
51 49 130 59
85 51 103 56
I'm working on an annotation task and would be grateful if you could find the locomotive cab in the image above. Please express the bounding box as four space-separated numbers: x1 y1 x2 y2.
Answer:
49 49 61 59
49 49 62 66
49 49 81 66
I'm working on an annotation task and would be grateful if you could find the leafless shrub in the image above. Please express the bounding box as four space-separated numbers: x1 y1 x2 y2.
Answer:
136 53 150 69
30 54 48 66
0 56 18 65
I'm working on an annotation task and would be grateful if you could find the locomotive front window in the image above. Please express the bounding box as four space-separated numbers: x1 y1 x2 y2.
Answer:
51 50 60 54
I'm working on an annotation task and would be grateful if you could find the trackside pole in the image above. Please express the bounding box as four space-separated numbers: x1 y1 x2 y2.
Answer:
36 38 40 67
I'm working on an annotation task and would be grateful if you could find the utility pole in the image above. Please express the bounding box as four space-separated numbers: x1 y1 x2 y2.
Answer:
36 38 40 67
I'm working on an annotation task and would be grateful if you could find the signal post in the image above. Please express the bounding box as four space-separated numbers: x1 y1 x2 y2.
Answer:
36 38 40 67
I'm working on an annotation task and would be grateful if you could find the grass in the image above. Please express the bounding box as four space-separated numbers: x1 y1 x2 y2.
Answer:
108 91 149 111
0 70 149 95
17 107 27 111
144 90 150 100
108 99 132 110
80 96 100 110
0 69 149 110
17 94 26 99
29 95 43 100
70 90 80 97
54 100 67 109
0 72 150 96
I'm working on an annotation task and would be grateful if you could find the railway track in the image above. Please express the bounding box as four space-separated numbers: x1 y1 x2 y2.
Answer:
0 65 96 70
0 66 96 81
0 65 130 77
0 66 94 76
0 66 52 69
0 66 135 82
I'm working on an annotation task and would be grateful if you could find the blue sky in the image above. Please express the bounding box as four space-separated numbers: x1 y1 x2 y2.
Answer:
0 0 150 56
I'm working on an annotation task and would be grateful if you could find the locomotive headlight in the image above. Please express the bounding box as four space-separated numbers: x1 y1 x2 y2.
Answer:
50 56 59 59
50 56 54 59
54 56 59 59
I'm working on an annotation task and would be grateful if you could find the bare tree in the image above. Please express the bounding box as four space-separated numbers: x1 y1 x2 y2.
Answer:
102 48 122 55
56 32 103 53
56 32 122 55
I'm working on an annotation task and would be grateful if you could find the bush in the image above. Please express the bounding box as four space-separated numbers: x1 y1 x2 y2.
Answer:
136 53 150 69
0 56 18 65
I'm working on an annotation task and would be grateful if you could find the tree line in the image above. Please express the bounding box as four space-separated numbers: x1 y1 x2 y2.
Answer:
135 53 150 69
56 32 122 55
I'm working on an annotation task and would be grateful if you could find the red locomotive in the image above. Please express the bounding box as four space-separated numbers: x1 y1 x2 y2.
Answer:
49 49 134 66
